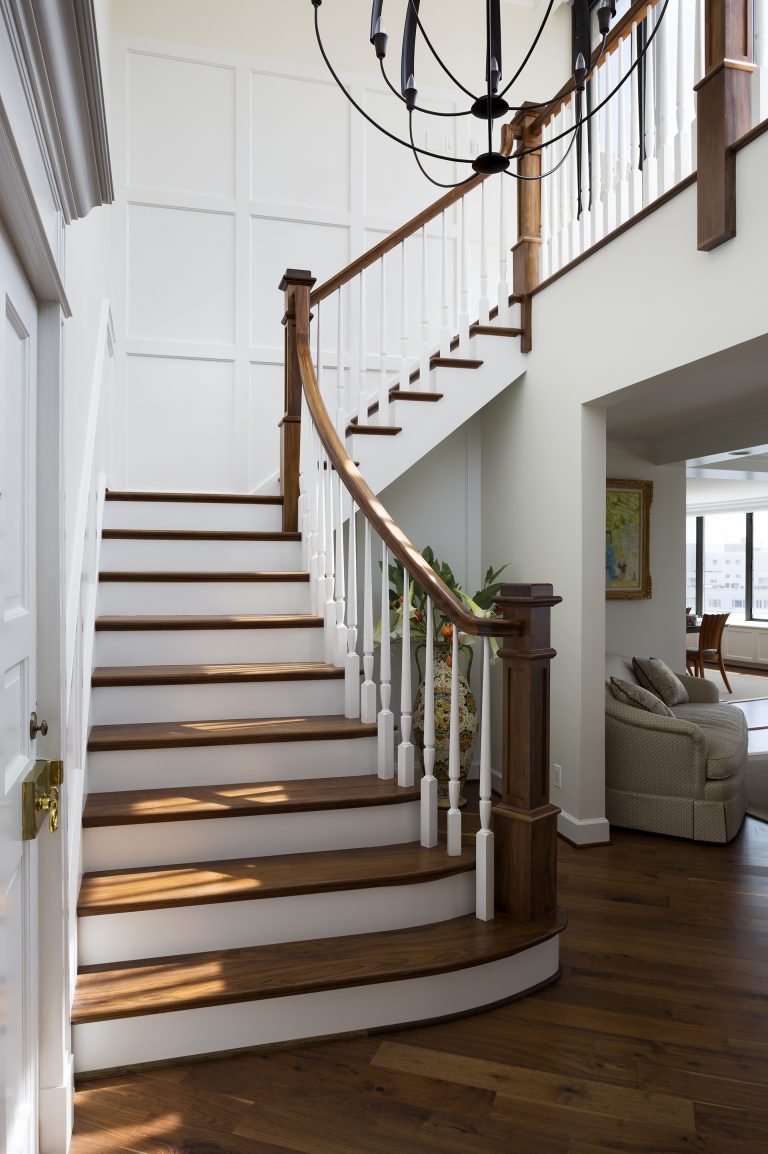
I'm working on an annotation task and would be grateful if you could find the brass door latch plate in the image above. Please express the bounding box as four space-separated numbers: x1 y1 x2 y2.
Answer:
22 760 63 840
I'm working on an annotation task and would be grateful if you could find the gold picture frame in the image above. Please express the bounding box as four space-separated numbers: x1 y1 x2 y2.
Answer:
606 478 653 600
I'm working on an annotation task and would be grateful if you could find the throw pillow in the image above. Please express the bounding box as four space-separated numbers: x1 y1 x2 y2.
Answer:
610 677 676 717
632 656 689 706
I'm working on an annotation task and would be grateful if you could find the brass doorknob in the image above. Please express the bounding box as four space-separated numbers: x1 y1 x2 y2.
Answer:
36 785 59 833
30 712 48 740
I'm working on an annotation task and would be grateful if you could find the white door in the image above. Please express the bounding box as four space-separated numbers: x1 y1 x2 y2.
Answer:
0 226 41 1154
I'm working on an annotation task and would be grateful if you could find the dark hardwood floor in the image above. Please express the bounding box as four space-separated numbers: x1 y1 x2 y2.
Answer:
71 818 768 1153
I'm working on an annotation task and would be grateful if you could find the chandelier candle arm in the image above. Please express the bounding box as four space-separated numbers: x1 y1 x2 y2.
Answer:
476 635 494 919
447 623 462 856
361 518 376 724
420 596 438 848
378 541 395 779
345 501 360 718
397 564 414 788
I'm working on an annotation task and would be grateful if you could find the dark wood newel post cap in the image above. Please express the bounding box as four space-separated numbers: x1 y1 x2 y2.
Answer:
279 269 316 291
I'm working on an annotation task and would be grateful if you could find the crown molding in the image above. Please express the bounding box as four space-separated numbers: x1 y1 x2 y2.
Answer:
1 0 112 223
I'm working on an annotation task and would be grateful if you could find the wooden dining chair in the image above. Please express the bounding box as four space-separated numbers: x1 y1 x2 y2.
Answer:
685 612 731 692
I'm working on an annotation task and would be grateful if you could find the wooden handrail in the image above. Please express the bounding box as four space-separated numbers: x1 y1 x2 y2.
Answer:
293 285 535 637
310 123 518 307
531 0 664 130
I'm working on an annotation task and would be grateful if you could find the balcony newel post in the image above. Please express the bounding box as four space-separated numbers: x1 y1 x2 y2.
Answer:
492 582 561 922
279 268 316 533
511 108 542 354
695 0 754 250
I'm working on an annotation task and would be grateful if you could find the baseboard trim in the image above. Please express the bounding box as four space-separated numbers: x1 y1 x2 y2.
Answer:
557 810 611 846
39 1050 74 1152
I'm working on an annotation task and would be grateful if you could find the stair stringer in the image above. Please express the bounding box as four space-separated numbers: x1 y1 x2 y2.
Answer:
348 334 527 496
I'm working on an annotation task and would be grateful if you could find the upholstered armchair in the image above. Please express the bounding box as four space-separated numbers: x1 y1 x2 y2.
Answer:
605 654 747 843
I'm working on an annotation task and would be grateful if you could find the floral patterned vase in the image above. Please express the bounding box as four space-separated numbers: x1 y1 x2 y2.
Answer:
413 642 478 808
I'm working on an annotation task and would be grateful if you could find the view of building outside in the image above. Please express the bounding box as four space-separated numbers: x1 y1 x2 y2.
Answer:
686 511 768 620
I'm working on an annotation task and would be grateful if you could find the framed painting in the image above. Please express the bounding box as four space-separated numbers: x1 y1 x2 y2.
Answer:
606 478 653 599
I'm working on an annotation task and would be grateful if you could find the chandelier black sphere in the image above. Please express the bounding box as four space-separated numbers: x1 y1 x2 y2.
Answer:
311 0 671 190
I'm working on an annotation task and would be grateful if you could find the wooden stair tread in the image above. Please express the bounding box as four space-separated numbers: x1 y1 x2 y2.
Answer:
430 356 483 369
92 661 345 687
82 773 416 827
345 423 402 437
105 491 283 505
94 613 323 631
88 714 378 753
469 324 522 337
72 910 565 1023
98 571 309 583
102 529 300 542
365 390 444 419
78 842 475 916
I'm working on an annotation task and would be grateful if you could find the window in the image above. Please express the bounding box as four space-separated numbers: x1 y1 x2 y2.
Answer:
688 510 768 622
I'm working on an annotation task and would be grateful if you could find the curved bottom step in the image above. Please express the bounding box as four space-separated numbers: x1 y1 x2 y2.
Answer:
72 911 564 1073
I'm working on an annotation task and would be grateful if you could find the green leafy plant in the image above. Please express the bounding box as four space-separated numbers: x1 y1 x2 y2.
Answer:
377 546 508 646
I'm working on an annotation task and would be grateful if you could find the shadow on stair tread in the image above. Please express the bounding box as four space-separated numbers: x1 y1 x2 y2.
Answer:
72 909 566 1024
78 841 476 915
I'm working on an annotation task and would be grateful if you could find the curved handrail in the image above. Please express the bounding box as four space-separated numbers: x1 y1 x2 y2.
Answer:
310 123 518 307
296 324 525 637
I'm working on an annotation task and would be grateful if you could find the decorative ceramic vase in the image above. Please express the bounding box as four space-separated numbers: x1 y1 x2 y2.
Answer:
413 642 478 808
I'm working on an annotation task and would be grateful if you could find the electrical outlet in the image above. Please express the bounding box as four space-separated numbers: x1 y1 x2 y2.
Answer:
553 764 562 789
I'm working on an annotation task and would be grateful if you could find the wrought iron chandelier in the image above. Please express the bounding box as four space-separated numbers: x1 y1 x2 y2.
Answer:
311 0 671 189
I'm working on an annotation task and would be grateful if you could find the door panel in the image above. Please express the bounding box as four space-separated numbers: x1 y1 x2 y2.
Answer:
1 229 39 1154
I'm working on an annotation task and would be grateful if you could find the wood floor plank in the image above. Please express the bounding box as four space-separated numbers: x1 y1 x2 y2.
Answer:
82 774 416 827
78 842 475 915
87 714 377 753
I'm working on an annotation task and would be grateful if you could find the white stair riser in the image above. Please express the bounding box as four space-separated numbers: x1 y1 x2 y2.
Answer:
103 501 283 533
72 938 559 1073
90 677 346 725
78 872 476 965
87 735 378 792
94 627 324 667
83 802 421 870
100 538 302 572
96 581 310 616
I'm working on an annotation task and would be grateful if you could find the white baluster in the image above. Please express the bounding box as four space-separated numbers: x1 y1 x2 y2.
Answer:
549 113 561 272
674 0 693 182
308 425 320 612
399 240 409 394
459 196 470 348
419 225 431 391
656 0 674 193
540 119 551 279
378 542 394 778
569 101 581 258
323 456 336 664
447 622 462 856
420 596 438 848
497 170 510 316
440 210 451 357
616 35 630 225
629 22 643 217
334 469 347 669
298 395 310 570
692 0 704 166
557 102 571 267
590 77 604 243
397 564 414 787
361 519 376 724
378 255 389 426
315 447 327 619
643 6 658 207
316 301 323 399
345 501 360 718
478 182 489 324
476 635 494 919
357 269 367 421
602 56 616 236
754 0 768 127
578 102 593 253
336 285 345 436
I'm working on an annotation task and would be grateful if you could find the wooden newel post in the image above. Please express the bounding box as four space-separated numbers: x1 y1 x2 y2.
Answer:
492 582 562 922
511 107 542 354
279 268 316 533
696 0 754 250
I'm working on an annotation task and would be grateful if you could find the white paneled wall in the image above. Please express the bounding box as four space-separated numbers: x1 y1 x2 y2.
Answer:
110 35 493 494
